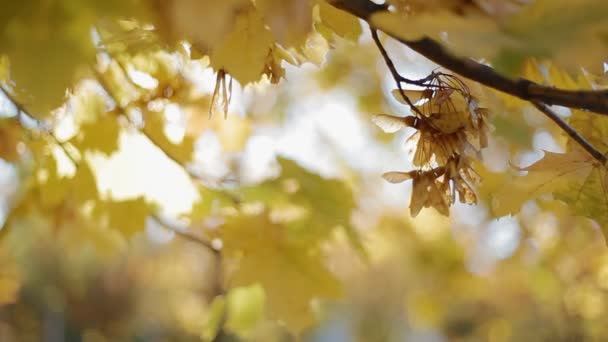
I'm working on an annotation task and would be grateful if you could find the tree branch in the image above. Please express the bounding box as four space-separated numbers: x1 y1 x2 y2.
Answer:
327 0 608 115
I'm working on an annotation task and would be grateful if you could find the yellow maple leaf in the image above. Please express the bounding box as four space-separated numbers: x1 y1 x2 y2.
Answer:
154 0 249 51
143 111 194 165
210 8 274 85
72 116 121 155
0 0 146 115
489 148 608 234
504 0 608 72
256 0 312 47
214 213 341 332
100 197 154 237
318 1 362 41
371 10 507 60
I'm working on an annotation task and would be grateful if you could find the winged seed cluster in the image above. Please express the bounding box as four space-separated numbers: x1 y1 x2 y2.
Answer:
373 73 489 216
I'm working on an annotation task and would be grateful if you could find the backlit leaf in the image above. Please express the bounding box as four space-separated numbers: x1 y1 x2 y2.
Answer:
371 114 409 133
209 8 274 85
318 1 362 41
101 197 154 237
72 116 121 155
213 213 341 332
256 0 312 47
143 111 194 164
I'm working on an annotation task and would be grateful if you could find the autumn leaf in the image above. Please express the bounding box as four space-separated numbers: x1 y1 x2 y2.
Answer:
239 157 358 246
503 0 608 72
318 1 362 41
97 197 155 237
72 116 121 156
212 213 341 332
224 284 266 338
143 111 194 165
0 0 147 115
490 148 608 229
209 8 274 85
0 119 22 162
256 0 312 47
371 10 507 61
153 0 249 52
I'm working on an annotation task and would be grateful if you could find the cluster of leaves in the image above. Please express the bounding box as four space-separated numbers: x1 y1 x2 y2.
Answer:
373 72 489 216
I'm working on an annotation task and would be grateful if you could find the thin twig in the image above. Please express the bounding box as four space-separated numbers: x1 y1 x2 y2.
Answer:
152 215 220 255
533 101 607 164
371 29 425 117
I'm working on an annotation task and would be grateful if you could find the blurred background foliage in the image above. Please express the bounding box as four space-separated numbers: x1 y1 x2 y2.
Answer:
1 0 608 341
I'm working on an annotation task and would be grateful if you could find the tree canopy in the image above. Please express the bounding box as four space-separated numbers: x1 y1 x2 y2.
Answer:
1 0 608 340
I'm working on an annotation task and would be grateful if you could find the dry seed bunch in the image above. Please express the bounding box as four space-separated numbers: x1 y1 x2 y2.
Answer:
373 72 489 216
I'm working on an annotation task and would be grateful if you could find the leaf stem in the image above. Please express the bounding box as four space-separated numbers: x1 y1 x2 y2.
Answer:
532 101 607 164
